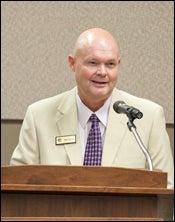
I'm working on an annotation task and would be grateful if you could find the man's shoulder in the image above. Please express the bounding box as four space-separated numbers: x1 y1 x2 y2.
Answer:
28 87 76 111
113 88 162 111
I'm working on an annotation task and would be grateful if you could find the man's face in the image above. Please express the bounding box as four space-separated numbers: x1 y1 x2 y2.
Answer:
69 44 120 106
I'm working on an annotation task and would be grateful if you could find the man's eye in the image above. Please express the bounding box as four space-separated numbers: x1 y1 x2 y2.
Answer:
90 61 97 65
108 63 115 67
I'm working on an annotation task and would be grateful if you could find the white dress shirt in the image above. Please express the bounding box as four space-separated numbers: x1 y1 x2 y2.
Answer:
76 91 111 157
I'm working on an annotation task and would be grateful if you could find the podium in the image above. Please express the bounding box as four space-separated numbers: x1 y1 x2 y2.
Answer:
1 165 174 221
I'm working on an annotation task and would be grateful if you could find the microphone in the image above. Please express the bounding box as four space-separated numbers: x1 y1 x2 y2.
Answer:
113 100 153 170
113 101 143 119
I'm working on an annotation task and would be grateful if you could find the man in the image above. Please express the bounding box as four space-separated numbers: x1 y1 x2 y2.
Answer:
10 28 174 189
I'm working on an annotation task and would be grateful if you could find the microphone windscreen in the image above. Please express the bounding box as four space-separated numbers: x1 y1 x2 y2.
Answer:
113 101 125 113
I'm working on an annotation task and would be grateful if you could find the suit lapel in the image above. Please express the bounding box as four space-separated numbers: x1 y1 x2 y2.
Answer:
102 106 128 166
102 89 128 166
56 88 83 165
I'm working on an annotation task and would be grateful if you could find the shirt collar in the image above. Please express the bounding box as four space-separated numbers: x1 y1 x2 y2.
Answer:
76 89 112 128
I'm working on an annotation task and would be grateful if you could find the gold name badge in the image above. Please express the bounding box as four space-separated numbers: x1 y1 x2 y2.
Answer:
55 135 76 145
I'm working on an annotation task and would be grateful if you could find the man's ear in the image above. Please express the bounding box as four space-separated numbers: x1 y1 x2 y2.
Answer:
68 55 75 72
117 57 121 65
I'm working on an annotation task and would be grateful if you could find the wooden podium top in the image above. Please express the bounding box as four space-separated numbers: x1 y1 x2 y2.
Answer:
1 165 174 221
1 165 173 195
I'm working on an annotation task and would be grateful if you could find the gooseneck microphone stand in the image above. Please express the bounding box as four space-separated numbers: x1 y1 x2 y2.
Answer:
127 116 153 171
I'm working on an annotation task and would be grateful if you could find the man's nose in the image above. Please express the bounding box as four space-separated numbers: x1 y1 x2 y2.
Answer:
96 64 107 76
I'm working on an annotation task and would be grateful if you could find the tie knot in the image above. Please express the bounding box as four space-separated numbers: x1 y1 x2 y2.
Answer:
89 113 99 123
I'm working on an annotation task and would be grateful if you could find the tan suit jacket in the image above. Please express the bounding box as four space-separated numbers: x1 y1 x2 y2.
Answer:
10 87 174 188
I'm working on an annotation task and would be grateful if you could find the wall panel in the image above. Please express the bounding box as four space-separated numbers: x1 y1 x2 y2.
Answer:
1 1 174 123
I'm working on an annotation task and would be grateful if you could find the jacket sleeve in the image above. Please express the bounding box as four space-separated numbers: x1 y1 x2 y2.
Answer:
148 105 174 189
10 106 40 165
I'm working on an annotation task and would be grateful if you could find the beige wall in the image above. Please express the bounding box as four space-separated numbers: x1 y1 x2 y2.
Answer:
2 1 174 123
1 121 174 166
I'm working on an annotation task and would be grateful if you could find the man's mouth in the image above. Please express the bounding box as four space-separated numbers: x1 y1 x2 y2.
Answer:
92 80 107 85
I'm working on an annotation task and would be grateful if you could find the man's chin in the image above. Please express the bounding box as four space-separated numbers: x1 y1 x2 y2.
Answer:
91 89 111 99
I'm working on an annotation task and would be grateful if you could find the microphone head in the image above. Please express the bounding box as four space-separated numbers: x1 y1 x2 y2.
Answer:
113 101 125 113
113 100 143 120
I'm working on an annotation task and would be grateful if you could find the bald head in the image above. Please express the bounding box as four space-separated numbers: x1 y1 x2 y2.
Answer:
68 28 121 111
73 28 120 58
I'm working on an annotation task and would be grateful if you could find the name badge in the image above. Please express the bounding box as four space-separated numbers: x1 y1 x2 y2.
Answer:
55 135 76 145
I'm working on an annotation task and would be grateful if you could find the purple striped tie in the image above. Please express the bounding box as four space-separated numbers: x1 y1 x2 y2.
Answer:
83 113 102 166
